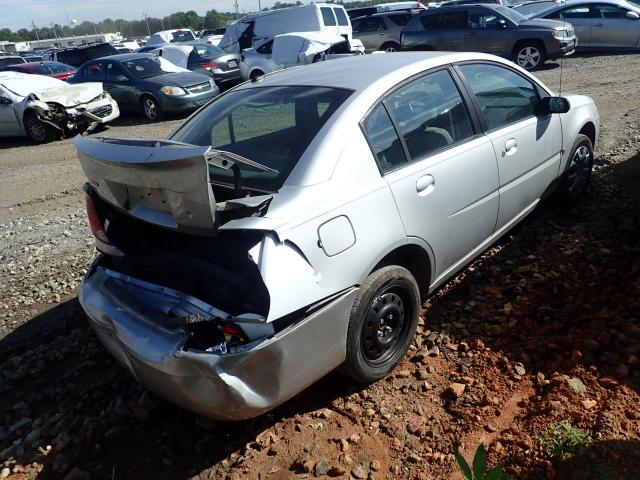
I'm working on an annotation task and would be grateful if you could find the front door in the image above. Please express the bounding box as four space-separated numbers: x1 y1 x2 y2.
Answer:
104 61 137 111
353 17 387 52
547 4 594 47
0 88 20 136
361 68 500 281
590 3 640 48
458 62 563 230
423 11 469 51
465 9 511 54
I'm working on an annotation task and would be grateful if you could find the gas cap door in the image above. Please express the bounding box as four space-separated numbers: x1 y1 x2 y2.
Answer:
317 215 356 257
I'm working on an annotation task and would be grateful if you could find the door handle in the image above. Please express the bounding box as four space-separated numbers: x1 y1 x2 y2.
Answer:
466 32 477 36
504 138 518 156
416 174 435 196
594 23 604 27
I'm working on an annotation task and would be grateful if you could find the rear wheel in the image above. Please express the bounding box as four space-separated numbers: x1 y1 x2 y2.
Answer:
560 134 594 198
140 95 164 121
380 41 400 53
24 111 55 144
513 42 546 71
342 266 420 383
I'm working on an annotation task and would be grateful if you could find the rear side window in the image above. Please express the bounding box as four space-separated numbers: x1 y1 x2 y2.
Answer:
321 7 337 26
386 69 474 161
547 5 593 18
355 17 386 32
29 64 51 75
459 63 539 130
58 50 84 66
594 4 629 18
48 63 75 74
388 13 413 26
362 104 407 173
334 8 350 26
171 31 196 42
421 11 469 29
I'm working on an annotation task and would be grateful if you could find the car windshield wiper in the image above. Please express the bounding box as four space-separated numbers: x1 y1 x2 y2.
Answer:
207 149 279 196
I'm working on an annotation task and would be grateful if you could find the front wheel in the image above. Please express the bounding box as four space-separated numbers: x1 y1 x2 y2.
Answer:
560 134 594 198
24 111 56 143
513 43 546 71
140 95 164 121
342 266 420 383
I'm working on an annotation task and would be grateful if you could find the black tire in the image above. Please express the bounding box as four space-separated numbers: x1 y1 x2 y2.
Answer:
140 95 164 122
24 111 56 144
380 41 400 53
342 266 420 383
513 42 546 71
249 69 264 80
559 134 594 198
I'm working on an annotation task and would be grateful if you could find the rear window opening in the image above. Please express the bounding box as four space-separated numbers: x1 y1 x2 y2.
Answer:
170 86 353 196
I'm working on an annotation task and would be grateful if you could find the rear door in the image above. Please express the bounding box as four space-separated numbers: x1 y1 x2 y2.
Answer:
545 4 594 46
457 62 563 230
353 17 387 51
361 68 500 281
422 11 468 50
590 3 640 48
466 8 511 53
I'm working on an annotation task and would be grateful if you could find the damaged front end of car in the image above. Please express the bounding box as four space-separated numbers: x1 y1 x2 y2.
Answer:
75 135 355 420
24 88 119 137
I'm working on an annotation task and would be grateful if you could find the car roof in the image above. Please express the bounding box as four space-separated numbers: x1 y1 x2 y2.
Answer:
236 51 530 92
83 53 155 63
426 3 501 10
354 11 415 18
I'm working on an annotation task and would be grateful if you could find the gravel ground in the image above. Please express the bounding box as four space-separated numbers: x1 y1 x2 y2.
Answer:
0 53 639 480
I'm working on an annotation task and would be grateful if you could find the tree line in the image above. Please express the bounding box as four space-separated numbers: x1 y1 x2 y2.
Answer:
0 1 420 42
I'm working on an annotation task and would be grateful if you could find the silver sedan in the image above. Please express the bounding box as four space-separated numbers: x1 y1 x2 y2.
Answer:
75 52 599 420
533 0 640 50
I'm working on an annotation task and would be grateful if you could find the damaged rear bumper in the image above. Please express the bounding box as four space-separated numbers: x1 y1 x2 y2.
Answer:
79 259 357 420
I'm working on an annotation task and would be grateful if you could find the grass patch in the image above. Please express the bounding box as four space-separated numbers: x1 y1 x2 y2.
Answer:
537 421 593 457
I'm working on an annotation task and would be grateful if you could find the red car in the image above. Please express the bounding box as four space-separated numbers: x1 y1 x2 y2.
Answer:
0 61 77 81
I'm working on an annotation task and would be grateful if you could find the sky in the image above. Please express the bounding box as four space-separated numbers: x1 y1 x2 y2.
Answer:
0 0 283 31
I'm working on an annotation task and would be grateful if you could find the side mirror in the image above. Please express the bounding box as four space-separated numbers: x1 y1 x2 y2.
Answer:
497 19 507 28
0 96 12 105
625 11 640 19
538 96 570 115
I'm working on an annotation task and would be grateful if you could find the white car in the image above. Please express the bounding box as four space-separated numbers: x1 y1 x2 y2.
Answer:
0 72 119 143
76 52 598 420
239 31 363 81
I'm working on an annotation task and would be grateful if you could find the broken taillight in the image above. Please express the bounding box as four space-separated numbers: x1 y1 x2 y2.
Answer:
84 193 112 245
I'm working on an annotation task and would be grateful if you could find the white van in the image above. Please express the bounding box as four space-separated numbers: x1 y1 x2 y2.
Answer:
220 4 354 53
146 29 197 47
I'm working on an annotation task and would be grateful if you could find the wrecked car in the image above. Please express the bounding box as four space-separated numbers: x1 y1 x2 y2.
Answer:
0 72 119 143
76 52 599 420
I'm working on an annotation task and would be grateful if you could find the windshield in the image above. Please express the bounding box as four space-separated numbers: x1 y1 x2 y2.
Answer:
122 56 174 79
514 1 558 17
49 63 75 73
170 86 353 193
494 5 527 22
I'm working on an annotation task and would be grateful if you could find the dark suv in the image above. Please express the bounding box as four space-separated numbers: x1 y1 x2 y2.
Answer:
401 5 576 70
47 43 118 68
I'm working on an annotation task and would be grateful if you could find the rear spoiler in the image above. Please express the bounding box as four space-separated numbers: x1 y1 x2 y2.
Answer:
75 135 218 236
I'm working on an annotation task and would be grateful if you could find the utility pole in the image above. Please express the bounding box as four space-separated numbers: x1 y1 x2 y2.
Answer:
143 13 151 35
235 0 239 19
258 0 262 11
161 17 165 30
31 21 41 47
93 23 99 42
50 22 59 41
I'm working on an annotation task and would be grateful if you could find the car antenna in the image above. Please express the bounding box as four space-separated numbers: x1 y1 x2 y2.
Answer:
559 0 567 96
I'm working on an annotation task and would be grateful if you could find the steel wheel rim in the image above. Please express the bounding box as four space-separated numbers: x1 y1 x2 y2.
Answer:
361 288 409 365
517 46 540 69
567 145 592 194
26 117 46 142
385 45 397 52
144 98 157 120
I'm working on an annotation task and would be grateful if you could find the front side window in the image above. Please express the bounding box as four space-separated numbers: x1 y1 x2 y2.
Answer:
170 86 352 193
362 103 406 173
84 62 105 81
106 62 129 83
321 7 337 26
334 8 350 26
469 11 503 28
459 63 539 130
355 18 384 32
386 69 475 161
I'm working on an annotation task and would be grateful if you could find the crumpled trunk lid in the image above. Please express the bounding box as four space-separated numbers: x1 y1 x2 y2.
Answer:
75 135 218 235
